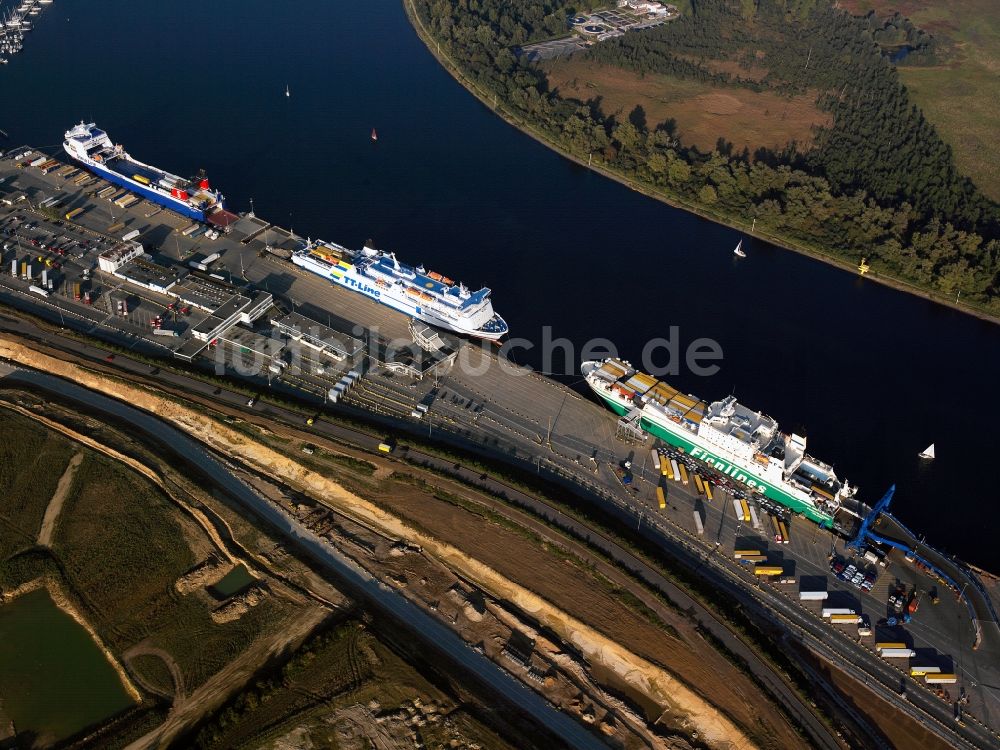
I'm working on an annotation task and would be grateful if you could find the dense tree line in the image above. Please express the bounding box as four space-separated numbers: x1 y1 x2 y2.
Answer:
412 0 1000 312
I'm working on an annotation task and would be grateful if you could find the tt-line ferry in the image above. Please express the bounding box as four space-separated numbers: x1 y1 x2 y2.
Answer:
293 241 508 341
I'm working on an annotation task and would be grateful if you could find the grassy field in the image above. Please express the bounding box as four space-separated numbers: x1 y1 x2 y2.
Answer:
53 453 290 691
841 0 1000 200
0 410 75 560
545 56 830 153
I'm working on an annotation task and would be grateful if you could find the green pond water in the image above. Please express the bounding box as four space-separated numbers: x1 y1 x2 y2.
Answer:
210 565 256 598
0 589 134 744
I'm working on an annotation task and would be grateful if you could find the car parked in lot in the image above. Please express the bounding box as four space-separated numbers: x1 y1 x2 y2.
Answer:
851 572 865 586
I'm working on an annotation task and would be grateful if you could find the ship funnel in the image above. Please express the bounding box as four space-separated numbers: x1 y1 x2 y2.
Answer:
199 178 210 190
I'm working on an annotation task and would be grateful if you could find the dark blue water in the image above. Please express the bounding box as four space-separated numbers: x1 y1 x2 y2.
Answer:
2 0 999 569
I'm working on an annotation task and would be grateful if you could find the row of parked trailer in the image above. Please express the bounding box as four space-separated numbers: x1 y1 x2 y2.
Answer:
651 448 715 504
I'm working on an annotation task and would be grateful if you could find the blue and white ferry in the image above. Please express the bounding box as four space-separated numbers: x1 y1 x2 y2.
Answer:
63 122 224 222
293 241 508 340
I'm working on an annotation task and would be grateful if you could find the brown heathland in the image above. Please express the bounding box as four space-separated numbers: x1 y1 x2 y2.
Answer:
377 481 803 749
545 57 830 153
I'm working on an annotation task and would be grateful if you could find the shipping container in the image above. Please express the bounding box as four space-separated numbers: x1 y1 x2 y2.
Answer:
770 515 783 543
830 614 861 624
704 481 714 501
678 463 688 485
754 566 784 576
65 207 84 220
875 642 907 651
152 328 179 337
822 608 856 618
880 648 916 659
378 442 393 453
656 485 666 509
661 460 673 479
650 449 661 472
670 459 680 481
732 498 743 520
734 549 762 559
693 509 704 535
133 174 151 185
29 156 47 167
739 554 767 563
693 473 705 495
739 498 751 522
122 229 141 241
28 285 49 297
180 223 200 236
748 504 761 529
778 519 790 544
98 185 117 198
799 590 829 601
910 666 942 677
117 195 138 208
924 673 957 684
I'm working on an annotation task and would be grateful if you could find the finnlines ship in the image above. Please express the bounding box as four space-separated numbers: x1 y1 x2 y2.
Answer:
293 241 508 340
63 122 225 222
583 358 856 526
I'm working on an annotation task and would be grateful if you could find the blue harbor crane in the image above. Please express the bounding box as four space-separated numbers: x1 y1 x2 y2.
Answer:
849 485 975 628
847 484 895 551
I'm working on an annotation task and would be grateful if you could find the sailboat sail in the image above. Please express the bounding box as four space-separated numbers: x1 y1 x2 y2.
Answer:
919 443 935 460
733 239 746 258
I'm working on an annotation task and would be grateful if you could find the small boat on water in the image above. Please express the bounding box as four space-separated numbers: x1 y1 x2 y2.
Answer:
733 239 746 258
285 84 289 97
371 127 378 142
919 444 935 460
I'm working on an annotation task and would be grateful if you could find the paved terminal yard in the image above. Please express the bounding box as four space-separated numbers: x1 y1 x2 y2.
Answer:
2 148 1000 743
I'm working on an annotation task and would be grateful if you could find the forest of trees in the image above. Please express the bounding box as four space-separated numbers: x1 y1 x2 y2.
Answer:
411 0 1000 312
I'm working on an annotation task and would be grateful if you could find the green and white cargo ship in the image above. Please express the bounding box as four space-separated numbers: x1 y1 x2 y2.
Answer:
582 358 857 527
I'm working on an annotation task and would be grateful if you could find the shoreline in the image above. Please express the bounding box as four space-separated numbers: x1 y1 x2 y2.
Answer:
402 0 1000 328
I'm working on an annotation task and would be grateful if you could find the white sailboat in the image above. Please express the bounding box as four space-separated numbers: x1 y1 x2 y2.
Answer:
733 239 746 258
919 443 935 460
285 84 290 97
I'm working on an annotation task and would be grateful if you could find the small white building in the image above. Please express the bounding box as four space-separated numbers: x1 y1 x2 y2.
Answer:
621 0 669 14
97 242 143 274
